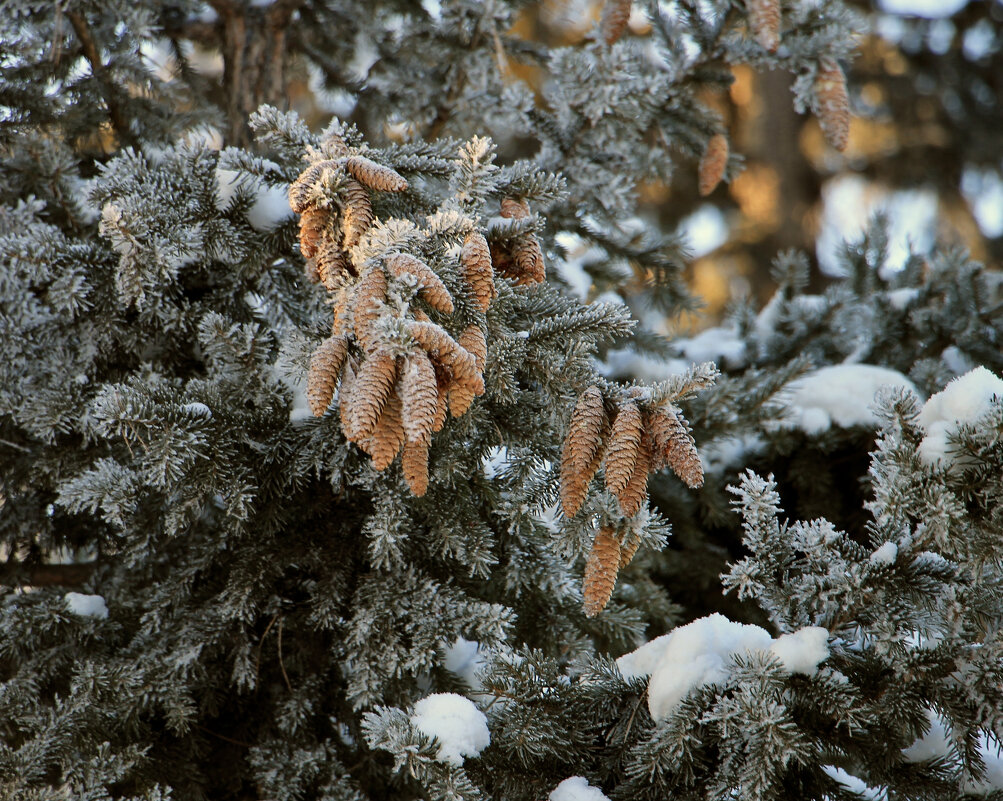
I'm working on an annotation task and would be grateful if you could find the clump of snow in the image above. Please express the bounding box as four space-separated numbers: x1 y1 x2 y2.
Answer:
674 325 746 369
597 349 689 382
549 776 611 801
64 592 108 619
411 693 490 766
180 402 212 418
886 287 920 311
617 614 830 721
768 627 831 675
783 364 918 434
917 367 1003 465
901 709 1003 794
822 765 883 800
443 637 485 691
616 633 673 681
869 541 898 566
216 168 293 232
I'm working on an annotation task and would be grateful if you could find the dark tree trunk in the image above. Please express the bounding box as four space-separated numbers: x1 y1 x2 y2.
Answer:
210 0 303 147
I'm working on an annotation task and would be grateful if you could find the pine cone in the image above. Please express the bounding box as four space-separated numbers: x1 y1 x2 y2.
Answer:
617 433 651 517
304 257 321 284
386 252 455 315
604 400 643 495
349 349 398 439
460 231 496 311
400 351 438 446
406 321 483 396
560 386 607 517
619 526 641 570
402 438 430 496
513 235 545 285
344 155 408 192
698 134 729 197
298 206 329 260
600 0 632 46
338 360 359 440
288 160 337 213
583 527 621 617
500 197 529 219
341 177 373 249
649 407 703 488
317 240 352 291
814 58 850 152
446 380 475 418
307 334 349 417
370 392 406 471
746 0 780 52
458 325 487 373
352 266 389 352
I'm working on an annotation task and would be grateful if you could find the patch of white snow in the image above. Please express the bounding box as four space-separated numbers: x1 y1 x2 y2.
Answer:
619 614 830 721
783 364 918 434
917 367 1003 465
64 592 108 619
411 693 490 766
869 541 898 566
549 776 611 801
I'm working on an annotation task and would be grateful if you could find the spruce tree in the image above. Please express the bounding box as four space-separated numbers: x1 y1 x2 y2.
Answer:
4 2 1003 800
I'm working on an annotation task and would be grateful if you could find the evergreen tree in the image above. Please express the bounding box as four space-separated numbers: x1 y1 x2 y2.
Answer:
4 2 1003 800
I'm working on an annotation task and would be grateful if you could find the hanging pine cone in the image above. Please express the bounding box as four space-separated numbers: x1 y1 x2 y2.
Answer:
460 231 495 311
352 266 389 352
369 393 406 471
649 407 703 488
349 349 398 439
600 0 632 46
402 438 430 496
604 400 643 495
457 325 487 373
513 236 545 285
316 238 352 291
616 434 651 517
298 206 328 260
338 361 360 441
560 386 608 517
340 177 374 249
746 0 780 52
698 134 729 197
814 58 850 152
583 527 621 617
307 334 349 417
400 351 439 447
618 526 642 570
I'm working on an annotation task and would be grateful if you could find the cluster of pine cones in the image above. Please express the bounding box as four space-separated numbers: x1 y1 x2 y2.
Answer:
290 136 546 496
560 386 703 519
560 386 704 616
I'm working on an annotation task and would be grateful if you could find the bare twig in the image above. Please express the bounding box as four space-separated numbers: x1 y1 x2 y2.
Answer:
277 616 293 692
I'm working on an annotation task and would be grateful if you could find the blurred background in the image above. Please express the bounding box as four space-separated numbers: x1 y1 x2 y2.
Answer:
154 0 1003 328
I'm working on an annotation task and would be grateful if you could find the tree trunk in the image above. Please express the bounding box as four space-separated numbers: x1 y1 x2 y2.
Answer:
212 0 303 147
